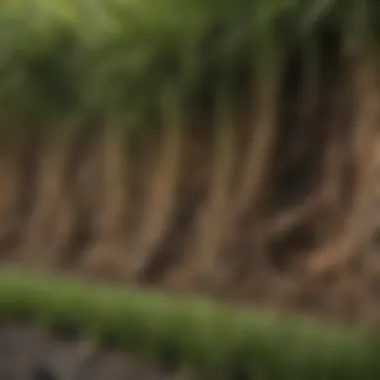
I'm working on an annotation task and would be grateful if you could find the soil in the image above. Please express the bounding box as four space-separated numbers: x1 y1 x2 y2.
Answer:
0 323 201 380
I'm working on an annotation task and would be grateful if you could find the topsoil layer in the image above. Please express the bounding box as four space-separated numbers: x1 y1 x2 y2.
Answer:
0 324 201 380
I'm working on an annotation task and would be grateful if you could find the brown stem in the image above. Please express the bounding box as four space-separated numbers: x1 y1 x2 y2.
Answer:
0 135 29 256
314 77 351 240
306 49 380 276
81 120 130 279
227 59 283 279
280 41 321 173
189 96 236 282
95 120 128 240
20 121 79 268
130 104 185 277
234 71 281 217
264 193 322 239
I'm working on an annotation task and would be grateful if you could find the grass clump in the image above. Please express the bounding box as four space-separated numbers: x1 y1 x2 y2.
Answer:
0 268 378 379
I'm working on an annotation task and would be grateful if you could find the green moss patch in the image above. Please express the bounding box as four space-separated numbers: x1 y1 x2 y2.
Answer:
0 268 378 379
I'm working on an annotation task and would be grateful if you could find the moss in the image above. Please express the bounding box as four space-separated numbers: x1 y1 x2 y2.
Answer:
0 268 377 379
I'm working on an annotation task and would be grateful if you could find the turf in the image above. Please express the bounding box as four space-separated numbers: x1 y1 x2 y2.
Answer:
0 268 378 379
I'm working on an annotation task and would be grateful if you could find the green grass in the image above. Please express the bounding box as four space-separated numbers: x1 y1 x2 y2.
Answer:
0 268 378 379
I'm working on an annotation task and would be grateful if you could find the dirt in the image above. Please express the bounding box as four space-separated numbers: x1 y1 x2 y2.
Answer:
0 324 203 380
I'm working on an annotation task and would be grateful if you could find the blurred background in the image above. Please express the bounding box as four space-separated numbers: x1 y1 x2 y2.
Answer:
0 0 380 378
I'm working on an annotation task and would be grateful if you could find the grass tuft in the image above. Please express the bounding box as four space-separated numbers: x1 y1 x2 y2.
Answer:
0 268 378 379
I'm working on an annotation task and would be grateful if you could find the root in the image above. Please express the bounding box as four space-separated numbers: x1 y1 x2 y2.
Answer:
313 69 353 241
0 136 30 256
82 120 130 278
68 135 101 269
279 40 321 174
20 122 79 268
224 59 283 280
264 194 322 239
187 98 236 283
306 49 380 277
95 120 128 240
130 102 185 278
234 67 282 217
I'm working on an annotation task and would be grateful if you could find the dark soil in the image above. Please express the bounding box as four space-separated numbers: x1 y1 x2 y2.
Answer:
0 324 200 380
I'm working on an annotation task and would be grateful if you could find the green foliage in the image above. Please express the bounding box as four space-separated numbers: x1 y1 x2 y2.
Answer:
0 0 377 133
0 268 378 379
